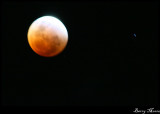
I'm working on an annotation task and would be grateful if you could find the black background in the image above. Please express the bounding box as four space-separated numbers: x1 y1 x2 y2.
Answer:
1 1 159 106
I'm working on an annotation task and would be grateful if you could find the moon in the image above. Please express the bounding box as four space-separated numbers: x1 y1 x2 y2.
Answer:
27 16 68 57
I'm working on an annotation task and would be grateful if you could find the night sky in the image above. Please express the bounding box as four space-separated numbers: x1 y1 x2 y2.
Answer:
1 1 159 106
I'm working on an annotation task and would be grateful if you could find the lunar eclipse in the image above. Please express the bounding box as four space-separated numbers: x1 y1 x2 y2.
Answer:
1 1 159 106
27 16 68 57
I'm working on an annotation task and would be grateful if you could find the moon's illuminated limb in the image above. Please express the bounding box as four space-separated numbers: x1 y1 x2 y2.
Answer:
27 16 68 57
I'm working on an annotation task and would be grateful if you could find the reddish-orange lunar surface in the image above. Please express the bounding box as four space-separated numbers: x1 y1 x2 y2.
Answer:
27 16 68 57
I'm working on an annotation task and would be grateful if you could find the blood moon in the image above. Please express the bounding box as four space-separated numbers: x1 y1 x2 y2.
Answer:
27 16 68 57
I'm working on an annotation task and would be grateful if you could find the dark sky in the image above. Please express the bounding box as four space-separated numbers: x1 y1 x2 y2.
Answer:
1 1 159 106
